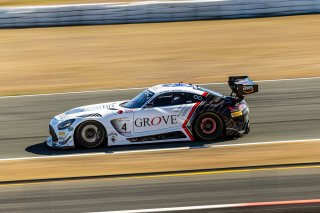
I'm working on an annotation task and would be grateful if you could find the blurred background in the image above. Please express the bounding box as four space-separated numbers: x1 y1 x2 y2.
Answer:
0 1 319 96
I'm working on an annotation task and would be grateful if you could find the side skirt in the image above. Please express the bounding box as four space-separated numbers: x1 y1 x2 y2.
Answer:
127 131 187 143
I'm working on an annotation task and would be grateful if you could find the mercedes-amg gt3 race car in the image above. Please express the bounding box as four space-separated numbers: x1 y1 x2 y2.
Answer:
46 76 258 149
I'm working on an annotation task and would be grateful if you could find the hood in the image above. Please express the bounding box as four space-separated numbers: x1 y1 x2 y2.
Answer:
55 101 127 120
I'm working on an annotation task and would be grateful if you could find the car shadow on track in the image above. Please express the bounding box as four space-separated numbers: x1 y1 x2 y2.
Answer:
25 137 238 156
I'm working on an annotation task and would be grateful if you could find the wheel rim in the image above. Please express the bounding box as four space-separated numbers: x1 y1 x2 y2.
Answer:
200 117 217 135
81 124 101 143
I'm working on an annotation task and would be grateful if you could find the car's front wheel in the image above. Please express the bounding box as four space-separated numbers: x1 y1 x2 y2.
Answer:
75 121 106 148
193 112 224 141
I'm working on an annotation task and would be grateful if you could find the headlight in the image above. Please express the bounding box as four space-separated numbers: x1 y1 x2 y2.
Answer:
58 119 75 130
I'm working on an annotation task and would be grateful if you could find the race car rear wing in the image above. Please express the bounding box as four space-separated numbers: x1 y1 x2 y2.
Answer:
228 76 258 99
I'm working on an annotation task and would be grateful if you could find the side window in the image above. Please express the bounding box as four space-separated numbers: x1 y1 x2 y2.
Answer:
152 93 186 107
185 93 205 103
153 94 172 107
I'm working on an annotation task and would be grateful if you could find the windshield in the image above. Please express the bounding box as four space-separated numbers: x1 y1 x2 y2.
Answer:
123 89 154 108
197 86 224 97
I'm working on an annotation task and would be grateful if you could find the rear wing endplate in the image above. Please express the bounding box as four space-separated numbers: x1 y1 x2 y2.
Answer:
228 76 258 98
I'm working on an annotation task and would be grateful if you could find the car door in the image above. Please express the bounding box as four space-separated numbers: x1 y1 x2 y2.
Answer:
132 92 192 135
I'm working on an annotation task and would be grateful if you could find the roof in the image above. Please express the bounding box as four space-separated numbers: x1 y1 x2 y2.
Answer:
148 83 204 95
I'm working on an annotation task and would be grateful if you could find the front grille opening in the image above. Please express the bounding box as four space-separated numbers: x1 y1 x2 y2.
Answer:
49 125 58 142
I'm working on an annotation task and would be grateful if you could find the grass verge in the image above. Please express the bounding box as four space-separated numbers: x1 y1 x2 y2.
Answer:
0 140 319 183
0 15 319 96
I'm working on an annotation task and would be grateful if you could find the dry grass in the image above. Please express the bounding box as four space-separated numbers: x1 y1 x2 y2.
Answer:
0 15 319 96
1 141 319 182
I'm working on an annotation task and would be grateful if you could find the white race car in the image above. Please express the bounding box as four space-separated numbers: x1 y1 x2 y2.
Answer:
47 76 258 149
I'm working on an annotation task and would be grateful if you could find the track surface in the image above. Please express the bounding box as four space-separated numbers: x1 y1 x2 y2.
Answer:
1 166 320 212
0 78 320 159
1 78 320 212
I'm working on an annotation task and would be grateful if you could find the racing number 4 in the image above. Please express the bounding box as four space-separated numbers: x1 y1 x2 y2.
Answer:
121 123 127 132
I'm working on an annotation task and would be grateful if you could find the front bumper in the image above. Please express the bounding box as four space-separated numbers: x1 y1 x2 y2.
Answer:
46 136 74 149
46 118 76 149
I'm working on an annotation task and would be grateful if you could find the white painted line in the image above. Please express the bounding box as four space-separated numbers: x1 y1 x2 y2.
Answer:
209 138 320 148
0 138 319 162
4 0 231 9
0 147 189 162
200 76 320 86
256 76 320 82
1 76 319 99
90 199 320 213
0 152 105 162
0 86 147 99
90 203 239 213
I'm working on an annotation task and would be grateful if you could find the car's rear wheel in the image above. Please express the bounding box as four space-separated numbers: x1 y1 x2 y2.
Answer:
193 112 224 141
75 121 106 148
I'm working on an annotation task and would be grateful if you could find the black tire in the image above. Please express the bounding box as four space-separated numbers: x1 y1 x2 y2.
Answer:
75 121 106 148
193 112 224 141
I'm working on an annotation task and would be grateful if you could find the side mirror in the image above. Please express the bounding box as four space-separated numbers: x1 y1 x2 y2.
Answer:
144 103 153 108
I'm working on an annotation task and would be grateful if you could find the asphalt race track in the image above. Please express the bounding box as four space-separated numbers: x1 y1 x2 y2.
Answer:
0 78 319 159
1 166 320 212
0 78 320 212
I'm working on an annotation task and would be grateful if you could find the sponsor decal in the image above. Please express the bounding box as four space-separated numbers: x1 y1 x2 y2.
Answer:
118 109 134 114
108 132 118 142
58 132 68 141
242 85 254 94
104 104 115 109
243 85 253 90
194 95 203 101
134 115 178 127
231 111 243 117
